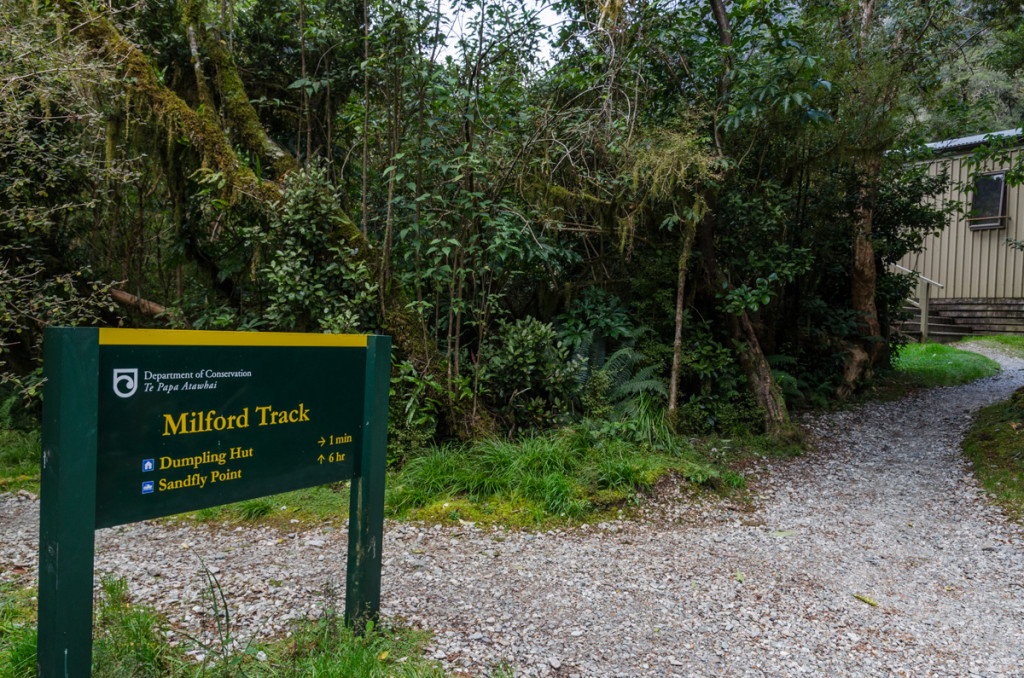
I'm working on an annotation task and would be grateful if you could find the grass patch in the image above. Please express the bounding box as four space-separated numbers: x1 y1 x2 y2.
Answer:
0 428 40 494
3 576 446 677
868 341 1002 400
892 342 1000 388
962 385 1024 520
385 421 781 527
93 575 180 677
0 581 38 678
179 484 351 528
237 497 275 521
261 610 443 677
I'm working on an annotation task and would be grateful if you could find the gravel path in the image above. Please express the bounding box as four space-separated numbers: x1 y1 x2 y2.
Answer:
3 343 1024 676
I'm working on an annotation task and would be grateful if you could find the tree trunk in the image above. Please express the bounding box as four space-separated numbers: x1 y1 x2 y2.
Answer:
697 208 792 439
189 13 299 179
839 155 884 398
57 0 474 437
667 220 696 417
732 310 791 436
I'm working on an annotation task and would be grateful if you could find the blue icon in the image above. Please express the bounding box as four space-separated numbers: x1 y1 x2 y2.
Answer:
141 481 155 494
142 459 155 472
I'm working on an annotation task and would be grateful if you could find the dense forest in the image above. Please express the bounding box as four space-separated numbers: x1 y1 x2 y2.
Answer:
2 0 1023 449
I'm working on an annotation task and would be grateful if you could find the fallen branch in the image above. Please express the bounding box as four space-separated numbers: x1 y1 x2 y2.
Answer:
110 289 167 318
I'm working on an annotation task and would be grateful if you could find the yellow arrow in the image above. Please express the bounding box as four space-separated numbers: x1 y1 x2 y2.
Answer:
317 454 325 464
319 437 326 447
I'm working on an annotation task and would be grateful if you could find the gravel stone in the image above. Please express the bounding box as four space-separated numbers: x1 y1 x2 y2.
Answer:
2 343 1023 675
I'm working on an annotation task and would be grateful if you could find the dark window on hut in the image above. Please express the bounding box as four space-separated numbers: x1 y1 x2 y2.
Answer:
968 172 1007 230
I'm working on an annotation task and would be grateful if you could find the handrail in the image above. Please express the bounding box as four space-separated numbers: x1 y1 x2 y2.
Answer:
891 264 943 343
891 263 945 289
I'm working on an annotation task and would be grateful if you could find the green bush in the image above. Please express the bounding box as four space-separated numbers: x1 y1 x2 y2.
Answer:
478 317 583 431
251 161 379 334
555 287 634 349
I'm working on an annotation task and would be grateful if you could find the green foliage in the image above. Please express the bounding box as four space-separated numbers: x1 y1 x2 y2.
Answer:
676 395 762 436
388 358 442 465
253 162 378 334
268 609 443 677
478 318 583 431
0 623 35 678
0 425 40 493
768 353 834 410
665 319 762 433
0 0 986 445
237 498 275 521
0 582 36 678
387 415 756 524
580 346 667 421
93 576 179 677
12 571 443 678
555 288 633 349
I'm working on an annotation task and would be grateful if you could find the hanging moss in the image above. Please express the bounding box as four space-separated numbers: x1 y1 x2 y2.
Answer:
55 0 473 438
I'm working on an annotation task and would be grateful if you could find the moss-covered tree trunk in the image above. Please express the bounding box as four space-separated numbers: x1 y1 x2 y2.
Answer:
56 0 473 437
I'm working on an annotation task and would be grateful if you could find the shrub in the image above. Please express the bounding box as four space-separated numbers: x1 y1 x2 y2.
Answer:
477 317 583 431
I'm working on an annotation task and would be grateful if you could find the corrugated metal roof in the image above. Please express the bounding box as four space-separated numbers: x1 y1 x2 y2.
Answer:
924 128 1022 152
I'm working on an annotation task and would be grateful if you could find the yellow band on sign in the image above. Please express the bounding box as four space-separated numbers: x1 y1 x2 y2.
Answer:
98 328 369 347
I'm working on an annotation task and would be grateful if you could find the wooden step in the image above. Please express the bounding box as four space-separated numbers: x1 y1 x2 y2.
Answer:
963 322 1024 333
899 314 976 330
896 320 971 331
931 300 1024 311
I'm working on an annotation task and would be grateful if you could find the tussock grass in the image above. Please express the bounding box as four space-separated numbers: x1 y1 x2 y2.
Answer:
386 421 758 526
93 575 179 677
237 497 275 521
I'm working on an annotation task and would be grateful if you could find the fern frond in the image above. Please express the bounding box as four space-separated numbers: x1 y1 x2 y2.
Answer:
611 378 668 400
767 354 799 367
599 347 642 390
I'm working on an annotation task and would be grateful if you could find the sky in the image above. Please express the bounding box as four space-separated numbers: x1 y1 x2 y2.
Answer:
436 0 566 64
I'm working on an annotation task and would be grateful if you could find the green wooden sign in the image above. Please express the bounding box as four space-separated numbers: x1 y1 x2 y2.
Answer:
38 328 391 677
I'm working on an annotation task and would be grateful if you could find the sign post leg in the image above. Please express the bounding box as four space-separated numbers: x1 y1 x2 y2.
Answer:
38 328 99 677
345 335 390 631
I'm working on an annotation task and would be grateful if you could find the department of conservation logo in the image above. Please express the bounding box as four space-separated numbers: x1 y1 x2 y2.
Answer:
112 368 139 398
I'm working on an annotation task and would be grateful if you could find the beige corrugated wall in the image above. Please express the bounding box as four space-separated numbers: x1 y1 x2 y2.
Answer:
898 149 1024 299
